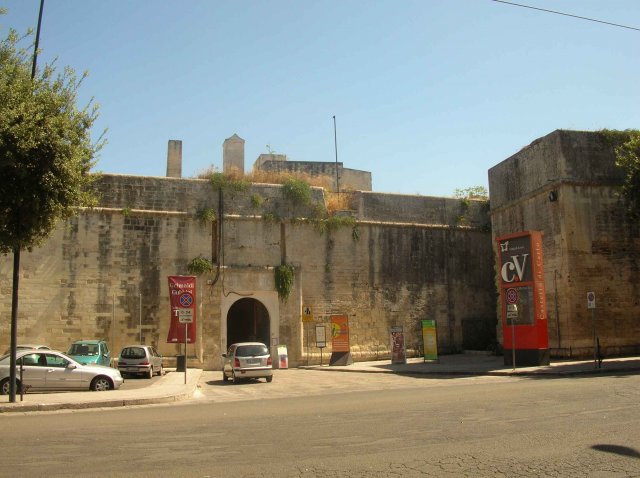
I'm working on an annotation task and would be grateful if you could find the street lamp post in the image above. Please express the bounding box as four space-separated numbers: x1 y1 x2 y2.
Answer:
9 0 45 403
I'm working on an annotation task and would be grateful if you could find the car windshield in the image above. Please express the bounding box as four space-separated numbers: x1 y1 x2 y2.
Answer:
0 353 9 364
120 347 146 359
236 345 269 357
68 343 99 356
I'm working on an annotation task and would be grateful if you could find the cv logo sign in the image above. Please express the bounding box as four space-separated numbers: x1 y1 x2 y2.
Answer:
501 254 529 283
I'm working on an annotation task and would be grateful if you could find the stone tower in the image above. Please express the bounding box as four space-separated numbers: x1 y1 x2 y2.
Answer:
166 140 182 178
223 134 245 174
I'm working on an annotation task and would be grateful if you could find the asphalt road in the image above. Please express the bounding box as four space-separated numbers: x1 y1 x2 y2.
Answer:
2 371 639 477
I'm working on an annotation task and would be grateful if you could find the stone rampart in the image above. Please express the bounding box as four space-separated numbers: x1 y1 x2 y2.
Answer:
0 174 496 369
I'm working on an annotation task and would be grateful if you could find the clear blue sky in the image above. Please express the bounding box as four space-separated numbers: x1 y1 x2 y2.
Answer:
3 1 639 197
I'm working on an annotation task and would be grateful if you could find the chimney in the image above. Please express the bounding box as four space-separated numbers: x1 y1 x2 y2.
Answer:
223 134 245 174
166 140 182 178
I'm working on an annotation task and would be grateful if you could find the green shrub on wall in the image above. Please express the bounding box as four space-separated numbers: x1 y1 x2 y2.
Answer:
209 172 249 195
282 178 312 206
187 257 213 275
196 207 217 224
274 264 294 302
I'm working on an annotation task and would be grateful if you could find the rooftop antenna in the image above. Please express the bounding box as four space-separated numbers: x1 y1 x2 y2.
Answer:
333 115 339 193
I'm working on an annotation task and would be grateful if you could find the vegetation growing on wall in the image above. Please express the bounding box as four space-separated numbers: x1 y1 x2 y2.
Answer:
195 207 217 224
250 193 264 208
454 186 488 200
262 211 281 223
282 177 312 206
209 172 250 195
454 186 490 228
274 264 294 302
325 191 357 214
600 129 640 217
313 214 356 234
187 256 213 275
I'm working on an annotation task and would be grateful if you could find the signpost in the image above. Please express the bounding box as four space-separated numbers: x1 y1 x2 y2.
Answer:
587 291 599 369
302 305 314 365
315 324 326 366
178 310 193 384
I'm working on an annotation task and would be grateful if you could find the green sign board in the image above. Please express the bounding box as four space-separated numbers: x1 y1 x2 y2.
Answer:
422 319 438 361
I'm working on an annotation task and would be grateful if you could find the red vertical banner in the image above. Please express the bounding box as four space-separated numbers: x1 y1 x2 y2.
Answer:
167 276 197 344
390 326 406 364
497 231 549 365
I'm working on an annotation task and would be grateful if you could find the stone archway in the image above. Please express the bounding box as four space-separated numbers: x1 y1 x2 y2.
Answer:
226 298 270 348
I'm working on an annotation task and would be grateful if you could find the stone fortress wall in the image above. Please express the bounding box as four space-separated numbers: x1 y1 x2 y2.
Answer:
0 169 494 369
2 130 639 368
489 130 640 357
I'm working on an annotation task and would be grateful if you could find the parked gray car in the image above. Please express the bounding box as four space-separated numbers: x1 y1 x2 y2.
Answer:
0 349 124 394
222 342 273 383
117 345 163 379
3 344 50 354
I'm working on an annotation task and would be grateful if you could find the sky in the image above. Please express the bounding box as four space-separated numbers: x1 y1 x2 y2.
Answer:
2 1 639 197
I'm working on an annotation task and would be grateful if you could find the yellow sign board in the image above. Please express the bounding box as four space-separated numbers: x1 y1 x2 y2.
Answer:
302 305 314 323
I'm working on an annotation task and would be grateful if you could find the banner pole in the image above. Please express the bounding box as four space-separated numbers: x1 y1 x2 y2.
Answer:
184 323 188 385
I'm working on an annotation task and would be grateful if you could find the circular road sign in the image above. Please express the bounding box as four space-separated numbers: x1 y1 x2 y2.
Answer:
506 288 518 304
179 292 193 308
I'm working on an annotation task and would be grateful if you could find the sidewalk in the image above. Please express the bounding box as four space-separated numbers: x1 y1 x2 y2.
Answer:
1 355 638 414
0 368 201 414
302 353 640 377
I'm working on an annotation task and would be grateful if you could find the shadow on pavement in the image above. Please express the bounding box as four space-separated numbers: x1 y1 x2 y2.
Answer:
591 444 640 459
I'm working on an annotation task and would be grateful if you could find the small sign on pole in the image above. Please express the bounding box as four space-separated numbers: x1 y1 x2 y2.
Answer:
302 305 314 323
315 324 326 348
587 291 596 309
315 324 326 366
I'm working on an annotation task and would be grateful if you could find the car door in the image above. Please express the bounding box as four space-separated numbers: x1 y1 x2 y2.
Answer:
17 353 48 390
222 345 232 375
100 342 111 367
151 347 162 371
42 353 85 390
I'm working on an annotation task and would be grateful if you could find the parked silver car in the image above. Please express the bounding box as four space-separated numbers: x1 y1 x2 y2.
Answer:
222 342 273 383
0 349 124 394
117 345 164 379
3 344 50 355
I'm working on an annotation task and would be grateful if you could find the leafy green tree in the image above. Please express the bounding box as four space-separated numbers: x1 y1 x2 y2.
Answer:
0 12 104 401
601 129 640 218
454 186 488 200
0 30 102 252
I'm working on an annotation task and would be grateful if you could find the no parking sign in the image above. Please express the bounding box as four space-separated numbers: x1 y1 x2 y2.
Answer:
167 276 197 343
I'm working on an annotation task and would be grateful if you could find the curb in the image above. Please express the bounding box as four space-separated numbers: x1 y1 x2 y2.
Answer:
301 365 640 378
0 371 201 414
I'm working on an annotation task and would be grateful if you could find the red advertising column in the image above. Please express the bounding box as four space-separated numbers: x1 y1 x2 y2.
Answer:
166 276 197 344
497 231 549 366
329 314 353 366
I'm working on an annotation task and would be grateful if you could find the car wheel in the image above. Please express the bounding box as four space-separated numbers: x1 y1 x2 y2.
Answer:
90 376 112 391
266 376 273 383
222 371 229 382
147 367 153 379
158 365 164 376
0 378 11 395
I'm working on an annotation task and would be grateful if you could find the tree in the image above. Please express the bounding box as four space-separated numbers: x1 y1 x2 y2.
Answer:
0 32 102 252
453 186 489 200
600 129 640 218
0 12 104 401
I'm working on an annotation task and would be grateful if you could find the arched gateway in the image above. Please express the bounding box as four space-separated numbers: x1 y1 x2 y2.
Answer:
226 298 270 348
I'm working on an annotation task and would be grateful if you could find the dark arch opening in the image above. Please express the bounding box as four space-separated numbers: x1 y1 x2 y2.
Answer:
226 298 270 348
